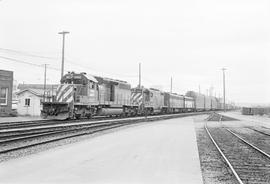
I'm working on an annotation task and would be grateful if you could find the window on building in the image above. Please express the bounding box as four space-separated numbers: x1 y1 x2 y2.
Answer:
25 98 30 106
0 88 8 105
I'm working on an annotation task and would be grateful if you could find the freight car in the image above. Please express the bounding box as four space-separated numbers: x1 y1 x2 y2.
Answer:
185 91 221 111
242 107 253 115
184 96 195 112
186 91 205 111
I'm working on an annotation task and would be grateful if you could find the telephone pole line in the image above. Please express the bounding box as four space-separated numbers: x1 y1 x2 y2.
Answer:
58 31 69 79
222 68 226 112
43 64 47 102
170 77 172 93
139 62 141 88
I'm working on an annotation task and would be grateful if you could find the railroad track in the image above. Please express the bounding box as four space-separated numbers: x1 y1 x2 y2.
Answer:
0 112 208 156
247 126 270 136
205 120 270 184
0 111 205 129
0 115 126 129
0 121 133 154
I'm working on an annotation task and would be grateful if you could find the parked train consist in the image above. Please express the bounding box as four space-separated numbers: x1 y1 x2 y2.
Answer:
41 72 232 120
185 91 220 111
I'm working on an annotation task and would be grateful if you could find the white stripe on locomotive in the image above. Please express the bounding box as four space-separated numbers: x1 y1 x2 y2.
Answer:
65 95 74 103
56 85 64 101
62 86 73 101
57 85 72 101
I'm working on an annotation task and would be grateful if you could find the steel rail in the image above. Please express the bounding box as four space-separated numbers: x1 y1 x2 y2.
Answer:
0 112 208 133
226 128 270 159
217 113 270 159
0 111 210 130
0 129 70 143
204 122 244 184
0 130 61 139
246 127 270 136
0 121 128 144
0 122 130 154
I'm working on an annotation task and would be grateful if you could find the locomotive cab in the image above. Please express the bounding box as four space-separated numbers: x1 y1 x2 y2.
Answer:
41 72 99 120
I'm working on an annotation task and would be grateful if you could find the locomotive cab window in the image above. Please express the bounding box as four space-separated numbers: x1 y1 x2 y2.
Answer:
82 79 87 85
144 91 150 101
89 82 95 89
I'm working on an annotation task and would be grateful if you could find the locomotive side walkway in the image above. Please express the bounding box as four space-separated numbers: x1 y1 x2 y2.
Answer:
0 116 203 184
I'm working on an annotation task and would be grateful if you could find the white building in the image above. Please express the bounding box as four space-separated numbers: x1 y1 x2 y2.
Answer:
16 89 53 116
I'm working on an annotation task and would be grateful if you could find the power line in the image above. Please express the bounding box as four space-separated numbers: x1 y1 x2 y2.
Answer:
0 48 59 60
0 55 43 67
0 47 139 82
0 55 61 71
0 47 138 78
65 57 138 78
0 54 138 82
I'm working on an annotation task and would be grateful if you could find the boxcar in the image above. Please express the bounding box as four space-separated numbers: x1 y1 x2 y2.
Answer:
184 96 195 112
186 91 205 111
210 97 218 110
204 96 212 110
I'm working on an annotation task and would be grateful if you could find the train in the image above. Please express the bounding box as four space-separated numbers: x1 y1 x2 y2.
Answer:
41 71 234 120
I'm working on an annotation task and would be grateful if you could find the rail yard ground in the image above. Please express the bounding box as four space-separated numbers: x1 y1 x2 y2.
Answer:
0 116 203 184
195 111 270 184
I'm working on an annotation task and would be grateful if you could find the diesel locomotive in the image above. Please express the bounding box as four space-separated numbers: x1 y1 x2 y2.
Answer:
41 71 230 120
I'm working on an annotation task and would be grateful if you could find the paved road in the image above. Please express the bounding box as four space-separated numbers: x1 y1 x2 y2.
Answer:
0 117 203 184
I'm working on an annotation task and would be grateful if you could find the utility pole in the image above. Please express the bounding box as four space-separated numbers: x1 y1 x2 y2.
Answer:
139 62 141 88
170 77 172 93
199 85 201 94
43 64 47 102
58 31 69 79
222 68 226 112
51 85 53 102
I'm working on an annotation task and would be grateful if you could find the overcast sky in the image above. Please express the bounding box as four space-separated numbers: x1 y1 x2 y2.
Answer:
1 0 270 105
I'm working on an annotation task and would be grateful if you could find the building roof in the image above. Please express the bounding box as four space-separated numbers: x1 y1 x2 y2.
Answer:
16 88 53 98
18 84 58 90
0 69 13 73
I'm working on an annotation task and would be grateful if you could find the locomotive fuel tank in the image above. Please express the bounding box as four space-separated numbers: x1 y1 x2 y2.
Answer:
97 108 123 116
